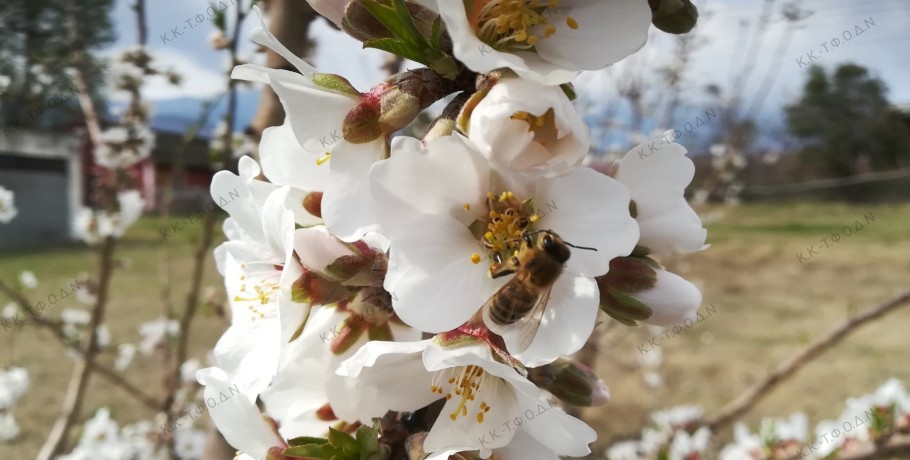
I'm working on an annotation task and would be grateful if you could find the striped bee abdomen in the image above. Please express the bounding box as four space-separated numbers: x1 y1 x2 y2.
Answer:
488 281 539 325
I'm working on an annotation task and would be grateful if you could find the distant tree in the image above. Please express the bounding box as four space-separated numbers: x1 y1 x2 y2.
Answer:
0 0 114 130
785 63 910 177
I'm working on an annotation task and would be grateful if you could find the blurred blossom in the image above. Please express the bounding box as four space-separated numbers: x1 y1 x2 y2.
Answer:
606 440 640 460
1 303 17 320
76 287 97 305
669 427 711 460
62 309 91 326
115 344 136 371
0 368 29 410
180 359 201 384
56 408 162 460
138 318 180 355
95 325 111 348
0 413 20 442
0 186 17 224
651 406 703 433
208 30 230 50
76 190 145 244
0 75 10 95
174 427 207 459
17 271 37 289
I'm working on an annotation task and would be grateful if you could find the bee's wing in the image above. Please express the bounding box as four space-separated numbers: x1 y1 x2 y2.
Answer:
481 282 553 355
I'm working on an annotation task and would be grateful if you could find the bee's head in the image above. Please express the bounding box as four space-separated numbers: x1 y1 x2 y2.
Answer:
524 230 596 263
525 230 570 263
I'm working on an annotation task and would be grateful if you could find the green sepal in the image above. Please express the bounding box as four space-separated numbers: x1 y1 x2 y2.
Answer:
328 428 360 456
355 425 382 460
312 73 362 97
283 443 331 459
289 436 330 447
363 38 428 64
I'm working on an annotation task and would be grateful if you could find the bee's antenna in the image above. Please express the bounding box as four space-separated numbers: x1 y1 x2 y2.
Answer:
564 241 598 252
523 229 598 252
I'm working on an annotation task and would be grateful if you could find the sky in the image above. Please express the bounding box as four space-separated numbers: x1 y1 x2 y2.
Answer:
107 0 910 127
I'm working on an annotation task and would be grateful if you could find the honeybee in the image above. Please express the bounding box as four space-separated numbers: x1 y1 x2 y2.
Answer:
473 230 596 353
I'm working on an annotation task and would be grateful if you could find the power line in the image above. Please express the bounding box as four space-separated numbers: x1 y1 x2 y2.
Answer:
744 168 910 195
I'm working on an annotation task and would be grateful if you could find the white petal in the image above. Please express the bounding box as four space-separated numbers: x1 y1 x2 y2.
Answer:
636 269 702 327
261 122 329 190
335 340 440 411
494 429 561 460
385 215 504 333
424 375 518 452
535 0 651 71
249 5 318 77
431 1 579 85
232 64 359 155
515 392 596 457
615 138 707 255
371 134 489 236
294 226 353 274
196 367 282 458
506 275 598 367
536 168 639 277
322 140 386 242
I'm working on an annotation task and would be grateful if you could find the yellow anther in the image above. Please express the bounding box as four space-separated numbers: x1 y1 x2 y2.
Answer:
316 152 331 166
566 16 578 29
528 35 539 46
471 253 482 264
464 203 471 211
530 214 540 223
545 25 557 37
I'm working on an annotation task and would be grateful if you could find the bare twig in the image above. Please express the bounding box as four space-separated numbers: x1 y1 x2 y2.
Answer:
37 238 118 460
841 434 910 460
702 288 910 433
0 280 160 410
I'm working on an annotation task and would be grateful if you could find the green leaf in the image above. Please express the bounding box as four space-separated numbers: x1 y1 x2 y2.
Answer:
392 0 428 48
284 444 331 459
355 425 381 459
363 38 429 65
328 427 360 456
358 1 415 45
288 436 330 447
430 16 443 49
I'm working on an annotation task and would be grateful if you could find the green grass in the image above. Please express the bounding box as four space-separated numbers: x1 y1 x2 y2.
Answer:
1 203 910 458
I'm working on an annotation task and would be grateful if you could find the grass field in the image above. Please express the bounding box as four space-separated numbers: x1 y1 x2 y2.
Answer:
1 202 909 458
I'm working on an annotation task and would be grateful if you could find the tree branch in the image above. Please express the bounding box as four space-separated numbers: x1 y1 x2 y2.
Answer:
702 288 910 433
36 237 118 460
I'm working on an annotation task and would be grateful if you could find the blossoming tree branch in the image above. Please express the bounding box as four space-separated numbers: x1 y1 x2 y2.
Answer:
197 0 710 459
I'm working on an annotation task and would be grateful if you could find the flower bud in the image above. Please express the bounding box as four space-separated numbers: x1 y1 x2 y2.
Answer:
308 0 350 27
649 0 698 34
529 358 610 407
343 101 383 144
596 256 659 325
303 191 323 218
633 268 702 327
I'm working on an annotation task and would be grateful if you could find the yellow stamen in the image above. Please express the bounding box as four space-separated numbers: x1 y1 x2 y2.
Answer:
316 152 331 166
566 16 578 29
471 253 482 264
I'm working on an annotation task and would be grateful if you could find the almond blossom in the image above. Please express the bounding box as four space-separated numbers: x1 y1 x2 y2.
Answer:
336 336 596 457
466 76 589 177
370 133 638 365
429 0 652 85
